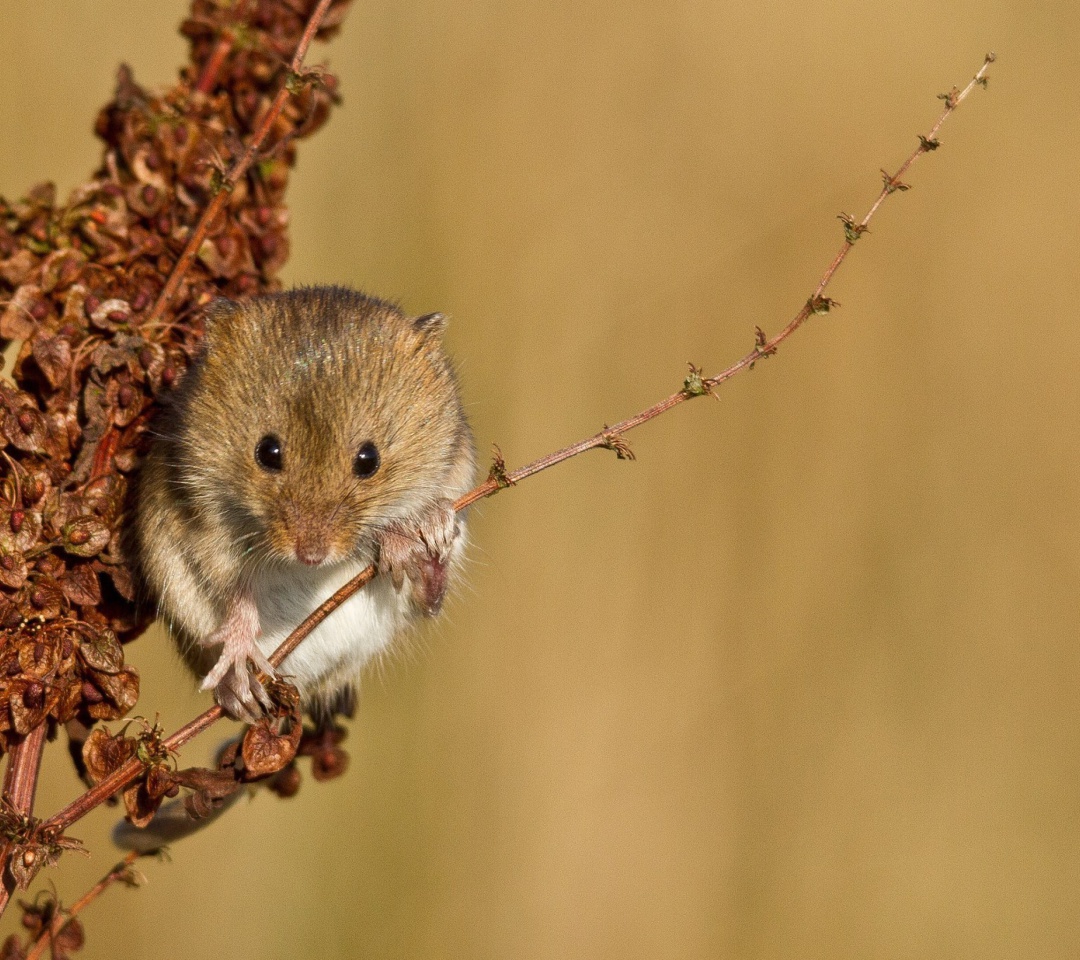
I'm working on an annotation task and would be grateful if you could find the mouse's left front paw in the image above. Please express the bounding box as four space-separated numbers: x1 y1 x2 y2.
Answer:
200 598 276 722
377 499 459 616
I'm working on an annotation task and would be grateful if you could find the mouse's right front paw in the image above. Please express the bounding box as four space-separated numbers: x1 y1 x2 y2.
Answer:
377 500 459 616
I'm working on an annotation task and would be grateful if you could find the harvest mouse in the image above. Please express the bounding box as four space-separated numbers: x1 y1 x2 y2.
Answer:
135 286 476 720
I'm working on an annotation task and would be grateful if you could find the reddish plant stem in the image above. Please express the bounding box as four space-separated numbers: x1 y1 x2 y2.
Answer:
194 0 254 95
146 0 336 326
455 55 998 502
0 723 48 918
25 850 140 960
40 52 993 840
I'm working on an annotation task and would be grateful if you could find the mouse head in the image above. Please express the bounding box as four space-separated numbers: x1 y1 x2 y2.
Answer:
169 287 470 570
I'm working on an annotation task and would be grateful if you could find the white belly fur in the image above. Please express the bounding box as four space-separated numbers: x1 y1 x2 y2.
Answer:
249 560 408 693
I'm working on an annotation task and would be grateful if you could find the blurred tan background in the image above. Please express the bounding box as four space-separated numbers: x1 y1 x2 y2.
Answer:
1 1 1078 958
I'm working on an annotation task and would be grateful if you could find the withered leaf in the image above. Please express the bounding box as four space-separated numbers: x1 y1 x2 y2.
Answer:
0 595 20 629
25 576 64 619
61 284 88 324
42 490 81 539
0 551 28 589
197 227 257 280
18 513 43 554
53 403 82 451
77 626 124 673
60 563 102 606
39 247 87 294
17 637 59 678
78 383 109 455
82 726 137 783
41 415 71 461
269 763 302 798
86 667 138 719
0 284 42 341
22 181 56 212
82 474 124 517
54 677 82 723
33 550 64 583
0 508 44 554
242 715 302 779
30 336 73 389
3 406 48 454
88 298 131 332
122 779 162 829
0 249 38 287
145 762 179 802
9 683 48 735
105 375 142 427
61 516 111 558
90 341 133 376
299 723 349 781
18 473 48 509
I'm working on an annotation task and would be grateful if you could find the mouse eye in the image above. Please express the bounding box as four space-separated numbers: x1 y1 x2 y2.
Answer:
254 434 283 471
353 441 380 479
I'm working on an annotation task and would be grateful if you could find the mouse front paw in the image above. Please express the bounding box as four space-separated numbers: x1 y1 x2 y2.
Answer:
377 499 460 616
199 596 276 722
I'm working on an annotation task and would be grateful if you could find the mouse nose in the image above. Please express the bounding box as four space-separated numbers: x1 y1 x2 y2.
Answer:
284 500 335 566
295 540 329 566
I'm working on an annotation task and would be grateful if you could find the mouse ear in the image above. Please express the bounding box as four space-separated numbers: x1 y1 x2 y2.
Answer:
202 297 240 345
413 311 448 337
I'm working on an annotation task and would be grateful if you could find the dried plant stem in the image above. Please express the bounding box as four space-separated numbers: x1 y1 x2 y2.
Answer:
0 724 47 917
41 52 994 840
24 851 140 960
461 53 996 505
146 0 336 325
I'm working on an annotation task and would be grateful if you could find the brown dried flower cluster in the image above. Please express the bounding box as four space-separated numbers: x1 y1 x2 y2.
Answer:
0 1 355 923
0 0 347 760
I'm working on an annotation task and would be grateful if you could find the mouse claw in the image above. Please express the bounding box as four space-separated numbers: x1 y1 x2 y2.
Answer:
377 499 459 616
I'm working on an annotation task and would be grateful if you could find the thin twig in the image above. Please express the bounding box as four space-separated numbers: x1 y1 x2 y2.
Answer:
457 52 998 505
0 724 47 918
146 0 336 325
40 52 994 839
24 851 141 960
